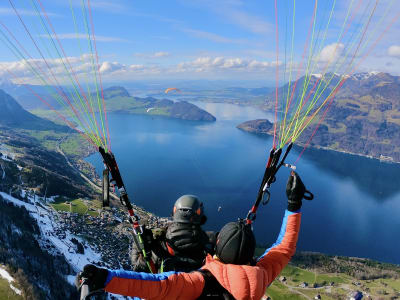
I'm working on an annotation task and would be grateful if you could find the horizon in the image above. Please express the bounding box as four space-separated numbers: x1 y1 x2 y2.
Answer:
0 0 399 85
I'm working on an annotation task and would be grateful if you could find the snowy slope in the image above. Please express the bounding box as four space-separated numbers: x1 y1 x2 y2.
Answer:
0 265 22 296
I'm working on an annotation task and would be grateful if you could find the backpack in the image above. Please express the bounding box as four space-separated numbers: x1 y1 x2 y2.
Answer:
197 269 235 299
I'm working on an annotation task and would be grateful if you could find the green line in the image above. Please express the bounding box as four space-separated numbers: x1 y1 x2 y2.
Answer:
0 28 91 140
28 0 103 147
292 0 379 141
280 0 296 146
69 0 102 145
283 0 356 145
280 0 344 146
284 0 319 147
81 0 108 149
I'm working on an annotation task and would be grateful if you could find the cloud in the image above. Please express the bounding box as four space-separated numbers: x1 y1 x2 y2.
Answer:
134 52 171 59
181 28 246 44
38 33 129 43
388 45 400 58
0 7 59 17
318 43 345 63
185 0 272 35
0 54 281 83
175 56 278 74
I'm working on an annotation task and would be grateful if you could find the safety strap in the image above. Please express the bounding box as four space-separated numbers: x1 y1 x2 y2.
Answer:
197 269 235 299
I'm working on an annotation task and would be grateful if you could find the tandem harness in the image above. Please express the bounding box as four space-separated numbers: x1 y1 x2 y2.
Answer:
197 269 235 299
246 142 313 225
99 146 157 274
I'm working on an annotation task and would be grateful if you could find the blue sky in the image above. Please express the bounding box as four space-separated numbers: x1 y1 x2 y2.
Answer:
0 0 399 84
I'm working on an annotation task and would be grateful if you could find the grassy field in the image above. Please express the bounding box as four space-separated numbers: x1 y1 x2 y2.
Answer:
51 198 99 217
265 263 400 299
0 277 23 300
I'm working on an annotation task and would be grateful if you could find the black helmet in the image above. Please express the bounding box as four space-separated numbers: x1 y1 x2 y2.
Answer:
173 195 205 225
215 221 255 265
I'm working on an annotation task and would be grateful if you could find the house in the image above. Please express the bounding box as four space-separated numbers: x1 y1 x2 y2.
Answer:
348 291 363 300
300 282 308 288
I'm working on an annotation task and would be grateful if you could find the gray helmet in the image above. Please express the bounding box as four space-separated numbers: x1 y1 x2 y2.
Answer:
173 195 205 224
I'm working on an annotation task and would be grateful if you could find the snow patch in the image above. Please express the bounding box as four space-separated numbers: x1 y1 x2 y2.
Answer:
0 265 22 295
0 191 102 284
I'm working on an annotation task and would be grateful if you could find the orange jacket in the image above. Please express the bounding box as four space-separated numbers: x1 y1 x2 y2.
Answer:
105 210 301 299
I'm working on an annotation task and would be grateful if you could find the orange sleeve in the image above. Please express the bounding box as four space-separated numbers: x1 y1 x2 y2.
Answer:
104 270 205 299
256 210 301 286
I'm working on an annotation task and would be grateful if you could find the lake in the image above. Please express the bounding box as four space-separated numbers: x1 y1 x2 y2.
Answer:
86 102 400 265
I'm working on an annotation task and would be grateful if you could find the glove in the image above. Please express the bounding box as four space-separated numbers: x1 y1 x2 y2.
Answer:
76 264 109 292
286 171 307 212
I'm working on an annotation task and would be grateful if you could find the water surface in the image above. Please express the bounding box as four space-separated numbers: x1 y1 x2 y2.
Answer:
87 102 400 264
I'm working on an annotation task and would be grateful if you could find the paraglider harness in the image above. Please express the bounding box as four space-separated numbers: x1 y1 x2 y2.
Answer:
99 146 157 274
246 142 313 224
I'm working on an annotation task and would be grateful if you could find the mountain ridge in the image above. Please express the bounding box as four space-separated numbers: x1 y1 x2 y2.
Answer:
239 72 400 163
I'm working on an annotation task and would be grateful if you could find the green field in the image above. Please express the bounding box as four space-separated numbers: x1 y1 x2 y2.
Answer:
51 198 99 216
265 263 400 300
0 277 23 300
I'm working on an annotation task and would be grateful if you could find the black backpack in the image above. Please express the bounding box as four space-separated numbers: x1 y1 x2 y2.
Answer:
197 269 235 299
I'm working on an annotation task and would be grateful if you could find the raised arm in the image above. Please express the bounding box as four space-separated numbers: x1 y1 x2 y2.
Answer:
256 209 301 284
256 171 309 286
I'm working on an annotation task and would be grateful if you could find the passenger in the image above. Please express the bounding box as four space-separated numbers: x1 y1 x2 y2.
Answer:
77 172 309 300
131 195 216 272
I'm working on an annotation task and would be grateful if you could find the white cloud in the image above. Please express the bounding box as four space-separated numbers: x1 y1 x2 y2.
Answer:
388 45 400 58
185 0 272 35
0 7 59 17
0 55 281 83
174 56 277 74
99 61 124 74
38 33 129 43
318 43 345 63
134 52 171 59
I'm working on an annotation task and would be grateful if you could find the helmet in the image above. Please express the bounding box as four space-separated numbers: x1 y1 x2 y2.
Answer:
173 195 205 225
215 221 255 265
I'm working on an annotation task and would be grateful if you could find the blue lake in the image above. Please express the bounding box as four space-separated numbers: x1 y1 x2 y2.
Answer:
86 102 400 265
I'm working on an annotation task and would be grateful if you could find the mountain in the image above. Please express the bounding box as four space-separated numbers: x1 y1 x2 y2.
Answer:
103 86 216 121
238 72 400 163
98 86 130 99
0 90 68 131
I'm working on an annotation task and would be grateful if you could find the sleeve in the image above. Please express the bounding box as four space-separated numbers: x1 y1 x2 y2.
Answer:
104 269 205 299
256 209 301 286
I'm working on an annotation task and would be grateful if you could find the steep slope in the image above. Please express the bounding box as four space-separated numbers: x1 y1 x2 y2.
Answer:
239 72 400 162
0 89 68 131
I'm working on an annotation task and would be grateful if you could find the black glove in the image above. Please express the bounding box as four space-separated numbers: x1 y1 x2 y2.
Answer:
76 264 109 292
286 171 308 212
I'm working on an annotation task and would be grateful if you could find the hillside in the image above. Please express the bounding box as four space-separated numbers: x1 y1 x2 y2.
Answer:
102 86 216 121
265 251 400 300
238 72 400 163
0 90 68 131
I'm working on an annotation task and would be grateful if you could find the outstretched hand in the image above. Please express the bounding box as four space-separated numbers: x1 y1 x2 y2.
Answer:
286 171 312 212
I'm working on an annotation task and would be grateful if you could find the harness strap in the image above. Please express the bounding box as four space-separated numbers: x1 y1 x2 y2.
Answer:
197 269 235 300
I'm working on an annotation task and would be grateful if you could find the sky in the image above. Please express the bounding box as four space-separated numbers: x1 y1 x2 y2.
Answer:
0 0 399 85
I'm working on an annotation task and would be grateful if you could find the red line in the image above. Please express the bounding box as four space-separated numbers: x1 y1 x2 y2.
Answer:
5 69 96 148
282 0 319 135
87 0 111 151
292 0 364 120
8 0 91 133
296 9 400 163
273 0 279 148
36 0 105 144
